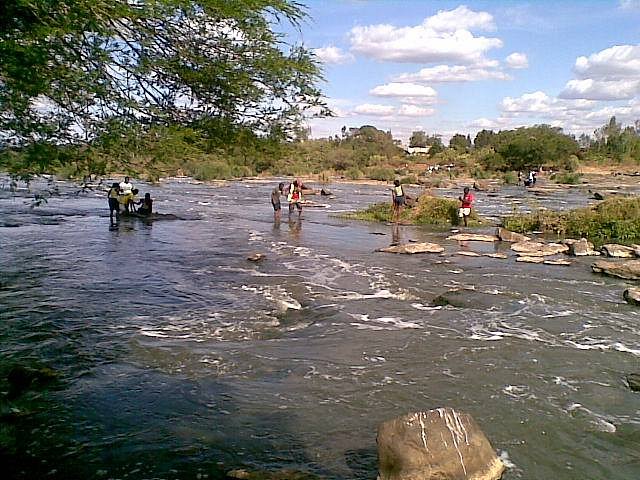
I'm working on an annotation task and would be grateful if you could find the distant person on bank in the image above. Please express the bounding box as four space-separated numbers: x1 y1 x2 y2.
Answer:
458 186 474 227
391 179 405 223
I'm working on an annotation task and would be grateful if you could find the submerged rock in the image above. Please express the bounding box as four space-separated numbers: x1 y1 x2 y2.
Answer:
511 241 569 257
7 365 58 399
627 373 640 391
377 408 505 480
516 256 544 263
496 227 530 243
544 259 572 266
483 253 508 259
623 287 640 306
455 251 481 257
565 238 600 256
247 253 266 262
431 288 508 310
592 260 640 280
447 233 499 242
601 244 636 258
379 242 444 254
227 469 320 480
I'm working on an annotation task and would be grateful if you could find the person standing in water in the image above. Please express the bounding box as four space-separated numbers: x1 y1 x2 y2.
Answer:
137 193 153 215
271 182 285 221
119 176 134 212
107 182 120 225
287 180 303 217
391 179 405 223
458 186 474 227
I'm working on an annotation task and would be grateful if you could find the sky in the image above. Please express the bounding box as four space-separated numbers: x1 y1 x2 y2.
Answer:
287 0 640 143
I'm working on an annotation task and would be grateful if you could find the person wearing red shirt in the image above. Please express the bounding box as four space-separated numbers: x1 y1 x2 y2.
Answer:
458 186 474 227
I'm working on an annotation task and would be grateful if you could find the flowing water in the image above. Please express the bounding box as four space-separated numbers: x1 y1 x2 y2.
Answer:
1 175 640 479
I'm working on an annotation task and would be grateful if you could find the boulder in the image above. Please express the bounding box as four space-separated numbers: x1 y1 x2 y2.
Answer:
633 244 640 257
447 234 499 242
483 253 508 259
627 373 640 391
379 242 444 254
377 409 505 480
601 244 636 258
247 253 266 262
566 238 600 256
432 289 503 310
496 227 530 243
544 259 571 266
623 287 640 306
511 241 569 257
592 192 605 200
591 260 640 280
455 251 481 257
516 256 544 263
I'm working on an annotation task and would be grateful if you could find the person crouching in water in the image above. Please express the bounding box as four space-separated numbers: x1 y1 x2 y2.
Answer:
458 186 474 227
391 179 405 223
271 182 284 221
287 180 303 217
107 182 120 224
137 192 153 215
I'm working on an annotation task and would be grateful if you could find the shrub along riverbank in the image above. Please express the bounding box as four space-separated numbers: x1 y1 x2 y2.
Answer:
502 197 640 246
341 195 485 227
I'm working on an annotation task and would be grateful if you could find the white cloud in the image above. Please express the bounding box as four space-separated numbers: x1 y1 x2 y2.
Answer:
394 64 510 83
619 0 640 10
558 44 640 100
353 103 396 116
313 46 354 65
348 7 502 64
423 5 495 32
505 52 529 69
397 105 435 117
370 82 437 99
560 78 640 101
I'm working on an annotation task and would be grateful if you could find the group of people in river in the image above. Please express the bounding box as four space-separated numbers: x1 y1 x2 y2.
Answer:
107 176 153 224
271 179 305 221
391 179 475 227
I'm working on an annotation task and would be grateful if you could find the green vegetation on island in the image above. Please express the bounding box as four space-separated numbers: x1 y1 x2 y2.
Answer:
503 197 640 246
341 195 485 227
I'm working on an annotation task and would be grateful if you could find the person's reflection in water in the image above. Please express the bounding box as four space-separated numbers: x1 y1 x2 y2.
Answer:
391 223 401 246
288 217 302 240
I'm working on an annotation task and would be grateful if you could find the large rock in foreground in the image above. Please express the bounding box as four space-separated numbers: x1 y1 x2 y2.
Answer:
447 234 499 242
565 238 600 256
377 409 505 480
627 373 640 391
496 227 530 243
379 242 444 254
591 260 640 280
511 241 569 257
624 287 640 306
601 244 636 258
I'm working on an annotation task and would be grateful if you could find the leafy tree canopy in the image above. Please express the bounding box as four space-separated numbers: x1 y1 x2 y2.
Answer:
0 0 328 152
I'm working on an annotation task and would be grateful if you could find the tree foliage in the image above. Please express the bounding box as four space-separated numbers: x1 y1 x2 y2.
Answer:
0 0 328 153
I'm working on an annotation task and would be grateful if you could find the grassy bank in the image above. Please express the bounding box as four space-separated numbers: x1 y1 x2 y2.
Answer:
503 196 640 245
341 195 485 227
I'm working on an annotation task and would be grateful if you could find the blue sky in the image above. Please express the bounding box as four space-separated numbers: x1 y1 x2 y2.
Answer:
288 0 640 143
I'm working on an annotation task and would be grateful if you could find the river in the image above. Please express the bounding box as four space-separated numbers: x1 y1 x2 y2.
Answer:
1 175 639 479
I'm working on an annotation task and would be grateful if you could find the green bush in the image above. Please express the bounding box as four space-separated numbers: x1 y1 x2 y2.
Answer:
366 166 395 181
345 167 363 180
400 175 418 185
552 172 582 184
502 171 518 185
502 196 640 245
